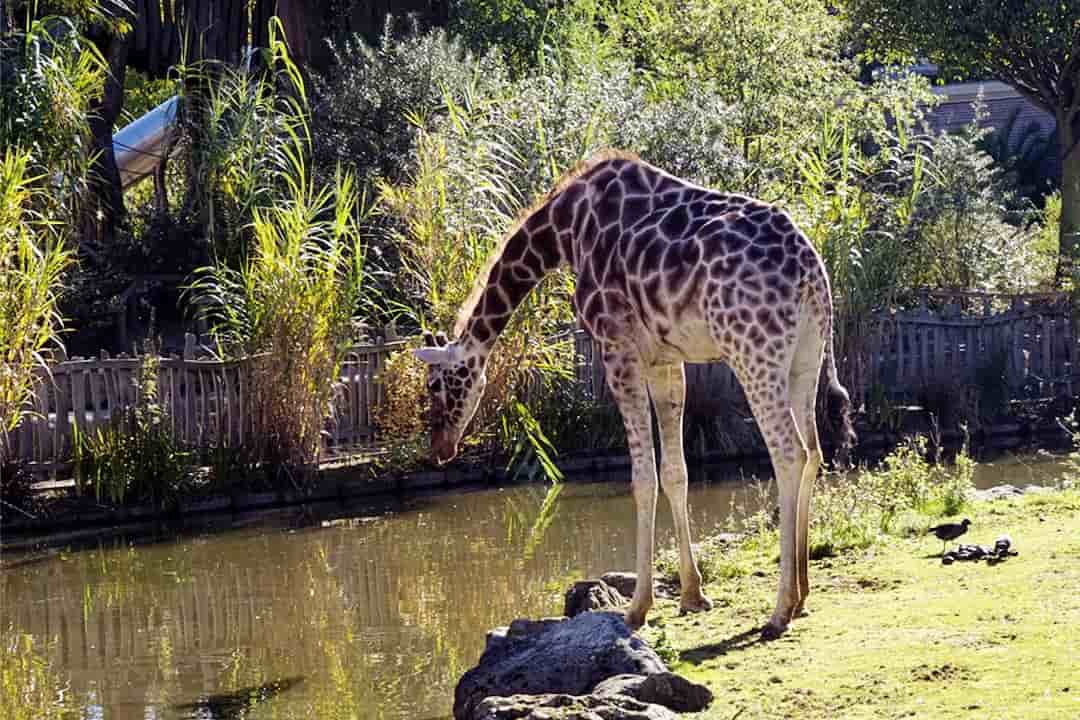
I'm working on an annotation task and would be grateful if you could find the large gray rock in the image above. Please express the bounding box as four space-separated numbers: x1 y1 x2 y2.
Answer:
564 580 627 617
593 673 713 713
471 693 677 720
454 612 666 720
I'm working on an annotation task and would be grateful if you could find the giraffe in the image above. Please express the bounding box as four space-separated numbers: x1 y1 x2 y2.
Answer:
414 150 855 639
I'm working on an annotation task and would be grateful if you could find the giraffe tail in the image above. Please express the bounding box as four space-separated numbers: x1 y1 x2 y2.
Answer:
823 315 856 467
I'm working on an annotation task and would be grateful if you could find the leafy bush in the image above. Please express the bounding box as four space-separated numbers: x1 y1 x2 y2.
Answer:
914 106 1050 292
811 436 975 556
374 345 427 441
311 24 509 187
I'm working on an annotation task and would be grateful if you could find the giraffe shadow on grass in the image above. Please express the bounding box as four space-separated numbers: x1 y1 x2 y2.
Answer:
678 626 771 664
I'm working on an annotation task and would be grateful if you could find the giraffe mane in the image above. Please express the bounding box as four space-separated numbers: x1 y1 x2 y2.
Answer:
453 150 640 338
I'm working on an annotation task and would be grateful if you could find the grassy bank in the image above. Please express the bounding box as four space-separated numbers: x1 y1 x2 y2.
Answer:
642 489 1080 719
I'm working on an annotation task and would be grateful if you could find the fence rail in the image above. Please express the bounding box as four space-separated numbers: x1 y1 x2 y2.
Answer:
5 336 407 473
6 290 1078 473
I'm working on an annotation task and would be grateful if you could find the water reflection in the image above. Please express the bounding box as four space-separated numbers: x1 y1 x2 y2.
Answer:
0 454 1067 719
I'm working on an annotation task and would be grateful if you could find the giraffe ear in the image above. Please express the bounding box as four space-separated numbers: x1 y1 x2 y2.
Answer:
414 347 450 365
434 332 448 347
422 331 437 347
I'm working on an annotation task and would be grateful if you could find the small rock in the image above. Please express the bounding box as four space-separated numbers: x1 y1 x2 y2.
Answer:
601 572 640 599
565 580 627 618
972 485 1023 502
769 675 783 684
471 692 677 720
1022 484 1054 495
593 673 714 713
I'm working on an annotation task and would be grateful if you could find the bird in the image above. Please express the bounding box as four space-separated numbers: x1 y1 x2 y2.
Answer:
928 518 971 555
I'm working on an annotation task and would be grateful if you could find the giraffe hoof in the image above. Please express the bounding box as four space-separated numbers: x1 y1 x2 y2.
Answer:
679 593 714 615
623 609 648 631
760 621 788 641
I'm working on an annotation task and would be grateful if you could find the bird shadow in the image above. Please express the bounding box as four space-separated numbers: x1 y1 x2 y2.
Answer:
679 626 768 664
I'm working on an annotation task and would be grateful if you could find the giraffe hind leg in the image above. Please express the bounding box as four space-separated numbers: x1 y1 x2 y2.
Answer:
731 350 811 639
789 320 827 619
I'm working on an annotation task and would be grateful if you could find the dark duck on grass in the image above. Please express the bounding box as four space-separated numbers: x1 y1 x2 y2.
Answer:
928 518 971 555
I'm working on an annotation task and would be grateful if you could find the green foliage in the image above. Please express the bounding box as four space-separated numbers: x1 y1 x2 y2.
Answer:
841 0 1080 269
915 102 1050 292
0 149 73 447
502 401 563 483
179 20 309 262
191 165 370 474
312 24 509 187
71 350 193 508
980 107 1059 206
448 0 558 73
0 12 106 228
185 21 371 476
811 437 975 556
119 68 176 126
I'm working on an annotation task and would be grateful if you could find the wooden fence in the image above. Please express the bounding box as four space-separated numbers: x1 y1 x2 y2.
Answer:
5 334 406 474
6 290 1078 473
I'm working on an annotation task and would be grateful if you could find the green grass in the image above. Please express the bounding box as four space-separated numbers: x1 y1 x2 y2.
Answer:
642 491 1080 719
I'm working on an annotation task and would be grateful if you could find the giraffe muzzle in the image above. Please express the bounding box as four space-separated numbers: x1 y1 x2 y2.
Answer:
431 434 459 465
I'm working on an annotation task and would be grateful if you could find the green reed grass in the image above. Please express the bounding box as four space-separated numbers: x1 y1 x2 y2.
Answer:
0 150 73 455
189 21 370 478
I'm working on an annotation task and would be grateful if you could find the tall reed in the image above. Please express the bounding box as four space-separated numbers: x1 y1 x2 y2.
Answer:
0 149 73 458
189 22 370 478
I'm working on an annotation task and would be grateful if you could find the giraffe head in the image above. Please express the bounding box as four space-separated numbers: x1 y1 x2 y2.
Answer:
413 331 487 464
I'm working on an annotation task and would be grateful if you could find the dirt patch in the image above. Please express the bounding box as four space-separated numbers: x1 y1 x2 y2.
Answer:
910 663 974 683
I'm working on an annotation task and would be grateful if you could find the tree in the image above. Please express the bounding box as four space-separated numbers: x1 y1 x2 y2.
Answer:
841 0 1080 284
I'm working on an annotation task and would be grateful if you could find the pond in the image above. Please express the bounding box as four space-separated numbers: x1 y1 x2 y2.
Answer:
0 453 1067 719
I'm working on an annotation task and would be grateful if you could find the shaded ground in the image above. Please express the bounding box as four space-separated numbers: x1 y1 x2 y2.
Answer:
640 492 1080 719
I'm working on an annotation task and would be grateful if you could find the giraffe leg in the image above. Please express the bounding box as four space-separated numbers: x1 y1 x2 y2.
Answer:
789 329 826 619
604 347 657 630
739 368 808 639
647 363 712 614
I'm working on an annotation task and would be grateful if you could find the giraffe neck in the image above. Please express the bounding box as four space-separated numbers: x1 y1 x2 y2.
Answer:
455 181 587 357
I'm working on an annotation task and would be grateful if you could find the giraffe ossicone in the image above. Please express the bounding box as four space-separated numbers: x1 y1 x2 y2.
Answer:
415 150 855 638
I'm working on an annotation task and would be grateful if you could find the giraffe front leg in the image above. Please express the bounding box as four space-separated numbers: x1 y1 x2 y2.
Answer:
647 363 711 615
605 348 657 630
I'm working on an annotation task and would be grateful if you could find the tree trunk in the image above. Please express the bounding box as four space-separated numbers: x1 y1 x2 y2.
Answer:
81 27 130 251
1056 112 1080 287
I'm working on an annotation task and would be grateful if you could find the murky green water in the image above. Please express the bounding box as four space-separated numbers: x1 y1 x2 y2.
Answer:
0 454 1067 719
